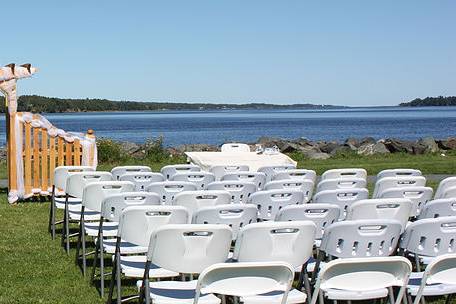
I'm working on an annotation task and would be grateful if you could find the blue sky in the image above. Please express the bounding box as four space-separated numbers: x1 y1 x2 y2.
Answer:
2 1 455 106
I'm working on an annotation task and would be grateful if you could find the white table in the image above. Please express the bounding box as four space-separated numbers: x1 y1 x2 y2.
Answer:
185 151 297 172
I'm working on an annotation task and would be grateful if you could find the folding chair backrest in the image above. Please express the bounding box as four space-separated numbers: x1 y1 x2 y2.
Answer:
419 198 456 219
193 204 258 240
171 172 215 190
221 171 267 190
377 168 422 180
118 206 189 246
210 165 250 180
233 221 316 268
435 177 456 199
161 164 201 180
206 181 257 203
196 262 294 302
146 181 197 205
111 166 151 180
101 192 161 222
53 166 94 191
272 169 317 184
119 172 164 191
276 204 340 240
221 143 250 153
423 254 456 285
321 168 367 181
313 188 369 219
320 219 403 258
264 180 314 203
172 190 232 218
378 186 433 217
248 189 304 221
147 224 232 274
82 181 135 212
258 165 297 183
373 176 426 198
316 177 367 193
66 171 113 199
400 216 456 257
441 186 456 199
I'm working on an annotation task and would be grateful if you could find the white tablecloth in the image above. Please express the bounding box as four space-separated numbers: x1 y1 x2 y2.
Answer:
185 152 297 172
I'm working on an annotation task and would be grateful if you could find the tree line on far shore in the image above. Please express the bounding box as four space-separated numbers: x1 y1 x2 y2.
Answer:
399 96 456 107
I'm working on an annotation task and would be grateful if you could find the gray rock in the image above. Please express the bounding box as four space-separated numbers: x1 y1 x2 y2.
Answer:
384 138 414 154
360 137 376 145
318 141 339 154
345 138 360 148
357 143 390 155
119 141 141 154
330 145 353 156
306 151 330 159
417 137 439 153
437 137 456 150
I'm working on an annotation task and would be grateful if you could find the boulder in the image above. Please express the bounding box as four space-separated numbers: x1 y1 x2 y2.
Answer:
438 137 456 150
384 138 414 154
357 143 390 155
119 141 141 154
318 141 339 154
345 138 360 149
330 145 353 156
417 137 439 153
411 144 426 155
360 137 376 145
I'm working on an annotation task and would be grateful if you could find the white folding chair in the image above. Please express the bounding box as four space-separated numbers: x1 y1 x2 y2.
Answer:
419 198 456 219
161 164 201 180
193 204 258 240
210 165 250 181
111 166 151 180
321 168 367 181
346 198 412 231
108 206 189 304
207 181 257 204
49 165 94 239
74 181 135 276
434 177 456 199
90 192 160 296
313 188 369 219
221 142 250 152
441 186 456 199
258 165 297 184
196 262 294 304
373 176 427 198
407 254 456 304
248 189 304 221
399 216 456 272
316 177 367 192
377 168 422 180
171 171 215 190
272 169 317 184
221 171 267 190
61 171 112 253
233 221 316 304
139 224 233 304
378 186 433 217
311 257 412 304
146 181 197 205
119 172 164 191
265 180 315 203
172 190 232 219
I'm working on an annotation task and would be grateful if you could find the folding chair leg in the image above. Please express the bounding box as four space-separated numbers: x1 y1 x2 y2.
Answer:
75 220 83 267
90 239 99 284
388 287 395 304
116 249 122 304
318 291 324 304
81 220 87 277
303 271 312 304
65 198 71 253
107 260 116 304
100 236 105 297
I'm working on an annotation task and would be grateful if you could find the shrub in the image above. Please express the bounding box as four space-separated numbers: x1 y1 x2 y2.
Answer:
144 136 169 162
97 138 126 163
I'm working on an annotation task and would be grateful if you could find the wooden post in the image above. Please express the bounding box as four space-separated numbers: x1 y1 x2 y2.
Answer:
57 137 64 166
8 113 17 192
33 125 40 191
74 139 81 166
65 142 72 165
49 135 56 186
87 129 96 167
24 122 32 195
41 128 48 191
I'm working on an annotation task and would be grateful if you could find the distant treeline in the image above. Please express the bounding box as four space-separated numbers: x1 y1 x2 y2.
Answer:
400 96 456 107
0 95 343 113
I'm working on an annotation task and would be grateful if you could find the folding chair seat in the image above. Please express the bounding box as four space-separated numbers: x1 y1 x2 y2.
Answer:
264 180 314 203
258 165 296 184
312 188 368 219
206 181 257 203
373 176 426 198
210 165 250 181
193 204 258 240
320 168 367 181
137 224 233 304
248 189 304 221
146 181 197 205
108 206 190 303
233 221 316 304
377 168 422 180
221 171 266 190
221 142 251 152
119 172 164 191
171 171 215 190
172 190 231 219
161 164 201 180
419 198 456 219
434 177 456 199
316 177 366 192
272 169 317 184
378 186 433 218
111 165 151 180
310 257 411 304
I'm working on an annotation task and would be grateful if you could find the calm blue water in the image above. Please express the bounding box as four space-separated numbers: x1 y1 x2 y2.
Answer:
1 107 455 146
